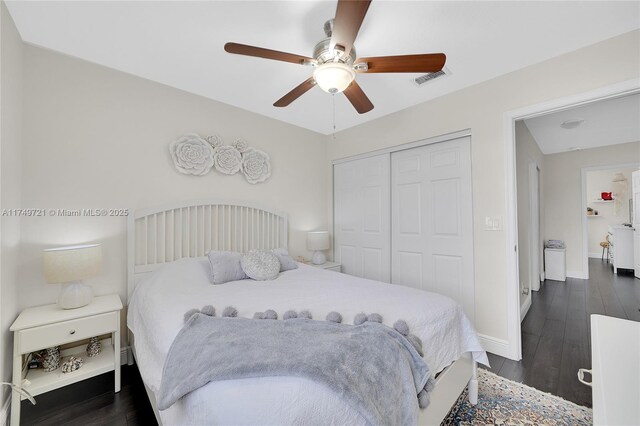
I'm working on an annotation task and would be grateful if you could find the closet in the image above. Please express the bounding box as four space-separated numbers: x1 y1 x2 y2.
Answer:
333 136 475 322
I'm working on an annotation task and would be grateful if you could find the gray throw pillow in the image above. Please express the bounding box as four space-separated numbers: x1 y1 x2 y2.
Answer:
271 248 299 272
241 250 280 281
207 251 247 285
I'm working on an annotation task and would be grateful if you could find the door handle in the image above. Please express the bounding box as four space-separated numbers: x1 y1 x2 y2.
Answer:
577 368 592 387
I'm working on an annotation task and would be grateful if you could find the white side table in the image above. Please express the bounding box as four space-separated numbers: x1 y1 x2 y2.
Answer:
9 294 123 425
306 261 341 272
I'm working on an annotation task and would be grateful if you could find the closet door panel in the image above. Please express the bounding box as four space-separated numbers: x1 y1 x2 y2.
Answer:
334 154 390 282
392 137 475 323
395 251 423 288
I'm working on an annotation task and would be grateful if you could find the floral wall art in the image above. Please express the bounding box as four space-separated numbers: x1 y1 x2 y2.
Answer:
169 133 271 184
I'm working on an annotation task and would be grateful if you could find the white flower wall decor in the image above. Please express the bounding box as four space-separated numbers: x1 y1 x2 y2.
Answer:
205 134 224 148
241 148 271 184
231 138 250 153
170 134 215 176
213 145 242 175
169 133 272 184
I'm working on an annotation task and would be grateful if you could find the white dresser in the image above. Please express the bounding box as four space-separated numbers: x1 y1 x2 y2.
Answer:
580 315 640 426
607 225 634 274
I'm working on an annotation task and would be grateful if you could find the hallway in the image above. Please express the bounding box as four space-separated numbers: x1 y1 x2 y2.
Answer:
482 258 639 407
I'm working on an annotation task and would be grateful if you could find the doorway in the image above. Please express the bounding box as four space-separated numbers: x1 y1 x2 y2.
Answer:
504 79 640 361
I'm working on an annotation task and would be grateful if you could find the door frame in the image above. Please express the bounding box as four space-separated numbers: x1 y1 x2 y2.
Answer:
520 160 541 322
529 161 542 291
504 78 640 360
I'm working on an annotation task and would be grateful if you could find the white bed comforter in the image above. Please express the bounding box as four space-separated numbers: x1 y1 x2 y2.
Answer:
128 258 488 426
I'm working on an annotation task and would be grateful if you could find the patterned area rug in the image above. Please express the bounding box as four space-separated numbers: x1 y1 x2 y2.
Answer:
443 369 592 425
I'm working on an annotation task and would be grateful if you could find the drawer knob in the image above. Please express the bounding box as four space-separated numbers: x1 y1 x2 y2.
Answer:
69 329 76 335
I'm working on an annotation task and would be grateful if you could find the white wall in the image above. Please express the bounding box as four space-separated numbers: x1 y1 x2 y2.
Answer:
0 0 23 416
327 30 640 355
515 121 544 307
586 167 637 257
544 142 640 277
18 45 328 317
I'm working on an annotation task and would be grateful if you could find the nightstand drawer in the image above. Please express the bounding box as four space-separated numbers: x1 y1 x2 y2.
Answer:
19 312 118 353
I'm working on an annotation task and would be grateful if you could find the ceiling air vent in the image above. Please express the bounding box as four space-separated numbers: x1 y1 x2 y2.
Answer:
412 67 451 87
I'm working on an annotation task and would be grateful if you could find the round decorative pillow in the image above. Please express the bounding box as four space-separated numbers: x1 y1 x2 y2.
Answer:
241 250 280 281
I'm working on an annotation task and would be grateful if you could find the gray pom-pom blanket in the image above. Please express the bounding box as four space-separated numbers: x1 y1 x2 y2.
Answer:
158 313 434 425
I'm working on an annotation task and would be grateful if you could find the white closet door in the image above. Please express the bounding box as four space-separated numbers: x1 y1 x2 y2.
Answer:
391 137 475 322
334 154 390 282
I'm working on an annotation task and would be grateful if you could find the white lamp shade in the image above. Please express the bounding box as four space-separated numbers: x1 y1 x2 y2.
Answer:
43 244 103 284
313 63 355 94
307 231 330 251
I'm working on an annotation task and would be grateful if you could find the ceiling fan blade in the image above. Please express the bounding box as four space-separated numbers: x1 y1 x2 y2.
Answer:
330 0 371 57
343 81 373 114
224 42 314 65
273 78 317 107
355 54 446 73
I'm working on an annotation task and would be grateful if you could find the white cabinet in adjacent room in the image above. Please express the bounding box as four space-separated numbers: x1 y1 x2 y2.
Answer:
608 225 634 274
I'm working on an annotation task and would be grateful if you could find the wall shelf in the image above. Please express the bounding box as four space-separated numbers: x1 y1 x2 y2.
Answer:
587 215 604 218
591 200 614 203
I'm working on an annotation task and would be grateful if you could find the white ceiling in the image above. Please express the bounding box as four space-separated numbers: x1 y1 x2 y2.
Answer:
6 1 640 135
523 93 640 155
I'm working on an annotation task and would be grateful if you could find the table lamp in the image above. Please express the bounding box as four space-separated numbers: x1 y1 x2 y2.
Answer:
43 244 103 309
307 231 330 265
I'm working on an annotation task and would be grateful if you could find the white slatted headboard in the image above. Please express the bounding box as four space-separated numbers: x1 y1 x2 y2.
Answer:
127 199 288 301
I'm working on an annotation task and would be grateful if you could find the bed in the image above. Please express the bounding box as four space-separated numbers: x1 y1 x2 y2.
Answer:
126 200 488 425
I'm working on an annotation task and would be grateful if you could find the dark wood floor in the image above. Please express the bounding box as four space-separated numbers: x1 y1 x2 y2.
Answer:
480 258 639 408
20 258 639 423
20 366 156 425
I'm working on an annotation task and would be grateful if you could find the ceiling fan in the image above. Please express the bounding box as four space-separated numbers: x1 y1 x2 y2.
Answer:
224 0 446 114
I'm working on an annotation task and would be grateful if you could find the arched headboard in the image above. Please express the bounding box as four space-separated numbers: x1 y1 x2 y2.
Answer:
127 199 288 301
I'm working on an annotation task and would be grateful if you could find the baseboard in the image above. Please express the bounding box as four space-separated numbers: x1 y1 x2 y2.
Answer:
120 346 130 366
566 270 588 279
0 391 10 426
520 297 532 322
588 252 604 259
478 334 511 359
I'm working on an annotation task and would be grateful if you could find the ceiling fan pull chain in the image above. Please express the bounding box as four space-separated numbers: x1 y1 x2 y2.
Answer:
332 93 337 140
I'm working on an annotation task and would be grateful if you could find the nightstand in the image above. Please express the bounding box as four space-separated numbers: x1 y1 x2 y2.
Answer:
307 261 341 272
9 294 123 426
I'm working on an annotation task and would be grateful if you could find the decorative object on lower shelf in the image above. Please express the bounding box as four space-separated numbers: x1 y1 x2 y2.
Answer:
42 347 60 372
86 336 102 357
61 356 84 374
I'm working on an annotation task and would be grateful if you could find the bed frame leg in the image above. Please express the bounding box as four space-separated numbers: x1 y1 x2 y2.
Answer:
468 361 478 405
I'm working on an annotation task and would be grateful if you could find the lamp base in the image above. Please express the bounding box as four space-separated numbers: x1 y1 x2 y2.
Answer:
58 282 93 309
311 251 327 265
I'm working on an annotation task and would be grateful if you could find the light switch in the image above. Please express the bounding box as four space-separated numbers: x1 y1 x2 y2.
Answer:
485 216 502 231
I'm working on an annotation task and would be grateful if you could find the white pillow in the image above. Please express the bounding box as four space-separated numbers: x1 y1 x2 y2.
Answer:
241 250 280 281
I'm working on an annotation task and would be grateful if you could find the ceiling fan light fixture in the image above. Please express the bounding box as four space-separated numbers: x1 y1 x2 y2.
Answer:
560 119 585 129
313 62 355 94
